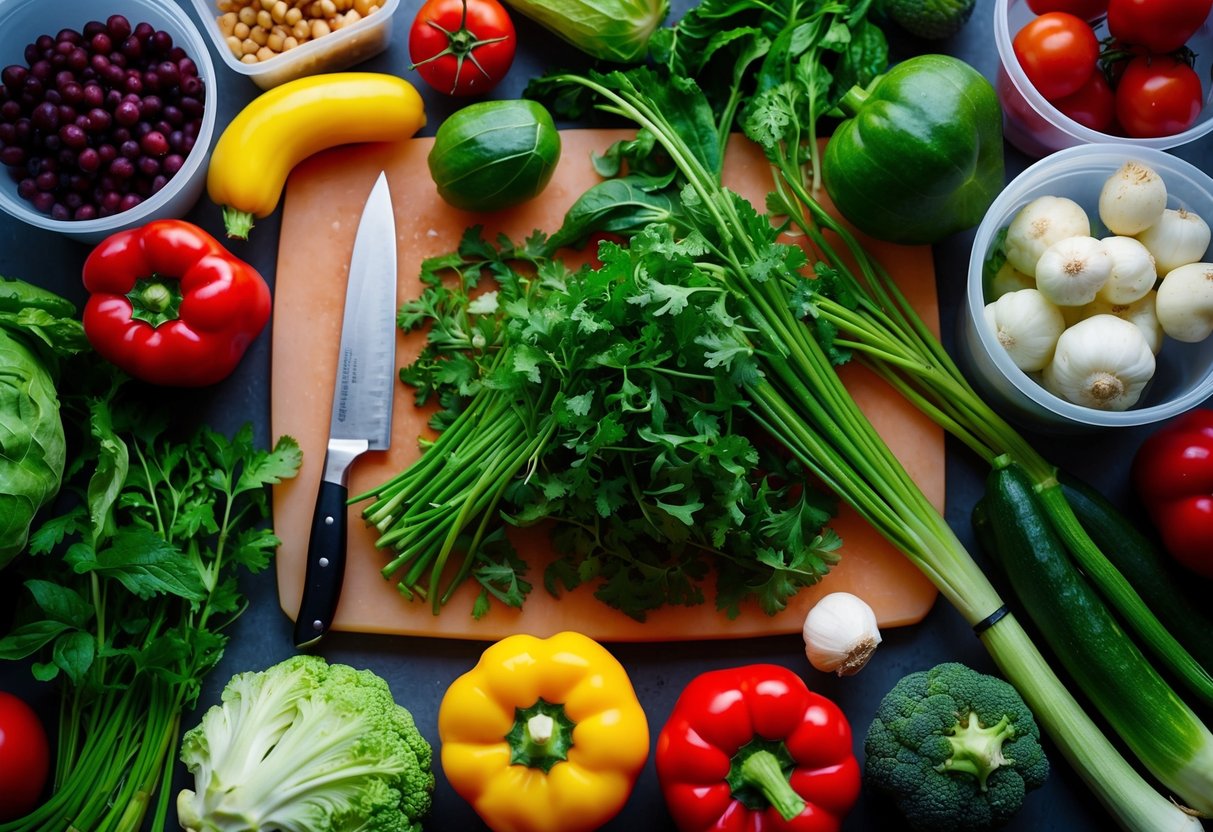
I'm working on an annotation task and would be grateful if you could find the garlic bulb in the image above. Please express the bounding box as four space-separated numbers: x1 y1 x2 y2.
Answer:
1156 262 1213 343
988 260 1036 299
1099 160 1167 235
983 288 1065 371
1073 293 1164 354
802 592 881 676
1096 236 1156 305
1042 315 1156 410
1034 236 1112 306
1137 208 1211 275
1004 196 1091 277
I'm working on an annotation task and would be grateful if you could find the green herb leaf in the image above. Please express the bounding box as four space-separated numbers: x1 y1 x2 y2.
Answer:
81 528 206 602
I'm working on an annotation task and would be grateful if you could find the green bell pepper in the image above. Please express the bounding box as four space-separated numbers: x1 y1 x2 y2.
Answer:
822 54 1004 246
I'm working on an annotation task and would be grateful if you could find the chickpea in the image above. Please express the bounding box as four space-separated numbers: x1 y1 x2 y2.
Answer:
267 31 285 51
310 18 331 38
241 37 259 54
271 1 289 22
352 0 377 15
217 12 238 35
256 45 276 61
282 35 299 50
285 7 303 24
292 19 310 39
233 21 251 39
250 26 269 45
225 34 243 56
237 5 257 25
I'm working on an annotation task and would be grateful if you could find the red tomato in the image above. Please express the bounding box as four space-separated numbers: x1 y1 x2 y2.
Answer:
1026 0 1110 18
1115 55 1204 137
0 692 50 821
1013 12 1101 101
408 0 516 97
1107 0 1213 54
1051 68 1117 131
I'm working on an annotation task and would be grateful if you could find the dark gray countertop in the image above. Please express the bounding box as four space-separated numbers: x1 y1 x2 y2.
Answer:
2 1 1211 830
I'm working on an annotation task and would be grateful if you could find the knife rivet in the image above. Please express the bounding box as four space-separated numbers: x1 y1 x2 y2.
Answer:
324 515 335 526
319 557 330 568
312 619 323 631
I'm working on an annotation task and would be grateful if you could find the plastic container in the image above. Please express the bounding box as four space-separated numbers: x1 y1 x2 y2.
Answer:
961 144 1213 432
189 0 399 90
995 0 1213 158
0 0 217 244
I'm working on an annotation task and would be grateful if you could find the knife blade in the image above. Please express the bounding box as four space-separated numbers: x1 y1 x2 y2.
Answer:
293 171 397 648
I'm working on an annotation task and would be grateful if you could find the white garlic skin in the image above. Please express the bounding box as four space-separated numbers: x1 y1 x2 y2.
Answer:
1004 196 1091 277
1042 315 1156 410
984 288 1065 372
1099 160 1167 236
802 592 882 676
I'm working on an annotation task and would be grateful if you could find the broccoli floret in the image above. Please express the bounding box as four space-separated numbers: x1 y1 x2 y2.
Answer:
864 662 1048 832
177 655 434 832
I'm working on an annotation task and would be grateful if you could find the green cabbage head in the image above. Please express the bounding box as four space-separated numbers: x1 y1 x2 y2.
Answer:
0 277 87 568
502 0 668 62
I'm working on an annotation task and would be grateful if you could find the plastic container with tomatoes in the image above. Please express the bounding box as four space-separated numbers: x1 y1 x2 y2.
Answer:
995 0 1213 157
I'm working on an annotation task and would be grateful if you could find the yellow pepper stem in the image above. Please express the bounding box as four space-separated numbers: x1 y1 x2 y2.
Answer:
506 698 575 774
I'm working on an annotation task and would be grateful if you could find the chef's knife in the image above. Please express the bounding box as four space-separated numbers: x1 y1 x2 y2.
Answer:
294 171 397 649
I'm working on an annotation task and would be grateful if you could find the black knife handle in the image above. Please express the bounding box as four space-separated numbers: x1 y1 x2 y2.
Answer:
293 480 348 648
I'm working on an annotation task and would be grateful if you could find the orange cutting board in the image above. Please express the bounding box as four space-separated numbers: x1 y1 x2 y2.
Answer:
271 129 942 642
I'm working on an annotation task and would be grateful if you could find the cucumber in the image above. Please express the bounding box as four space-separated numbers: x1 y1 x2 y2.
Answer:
427 99 561 213
1059 471 1213 675
982 461 1213 813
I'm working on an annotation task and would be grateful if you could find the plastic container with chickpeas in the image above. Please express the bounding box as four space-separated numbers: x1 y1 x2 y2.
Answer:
190 0 397 89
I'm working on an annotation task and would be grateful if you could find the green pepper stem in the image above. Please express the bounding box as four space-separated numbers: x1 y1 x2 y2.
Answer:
836 78 877 118
739 749 806 822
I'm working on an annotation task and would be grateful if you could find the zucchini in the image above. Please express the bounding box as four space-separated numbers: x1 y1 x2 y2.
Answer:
983 461 1213 815
1059 471 1213 676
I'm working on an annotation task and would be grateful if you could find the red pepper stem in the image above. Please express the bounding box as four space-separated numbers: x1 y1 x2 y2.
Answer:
739 749 806 821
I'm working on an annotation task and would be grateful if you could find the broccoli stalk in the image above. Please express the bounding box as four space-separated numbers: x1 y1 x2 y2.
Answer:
176 656 434 832
939 712 1015 791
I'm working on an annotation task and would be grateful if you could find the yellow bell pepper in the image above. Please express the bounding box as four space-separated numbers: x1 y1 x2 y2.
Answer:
205 72 425 240
438 631 649 832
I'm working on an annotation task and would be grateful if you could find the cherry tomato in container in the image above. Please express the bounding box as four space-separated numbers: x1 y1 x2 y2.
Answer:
1115 54 1203 137
1051 68 1117 131
409 0 516 97
0 692 51 821
1026 0 1109 19
1107 0 1213 54
1013 12 1101 101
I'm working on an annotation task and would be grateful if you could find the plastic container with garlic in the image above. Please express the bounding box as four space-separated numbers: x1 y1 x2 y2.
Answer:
190 0 399 89
980 156 1213 415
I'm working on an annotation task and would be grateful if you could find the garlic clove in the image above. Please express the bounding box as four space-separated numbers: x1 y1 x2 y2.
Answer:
802 591 882 676
1096 236 1157 305
1042 314 1156 410
1136 208 1211 276
1099 160 1167 236
1004 196 1091 277
984 288 1065 372
1034 235 1113 307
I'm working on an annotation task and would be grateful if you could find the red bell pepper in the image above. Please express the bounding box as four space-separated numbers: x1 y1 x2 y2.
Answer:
655 663 860 832
82 220 271 387
1132 408 1213 578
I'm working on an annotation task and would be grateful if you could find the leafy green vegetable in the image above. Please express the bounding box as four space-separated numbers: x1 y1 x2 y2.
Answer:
355 223 841 621
0 368 301 832
501 0 669 62
525 59 1202 830
178 655 434 832
0 277 88 569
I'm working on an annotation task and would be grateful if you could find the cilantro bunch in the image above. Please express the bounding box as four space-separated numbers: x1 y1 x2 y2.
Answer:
355 224 841 622
0 369 301 832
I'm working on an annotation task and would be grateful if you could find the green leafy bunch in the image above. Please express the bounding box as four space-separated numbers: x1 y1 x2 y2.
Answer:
0 368 301 832
360 222 841 621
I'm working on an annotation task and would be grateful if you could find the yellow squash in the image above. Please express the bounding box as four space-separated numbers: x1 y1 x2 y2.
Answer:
206 72 425 239
438 631 649 832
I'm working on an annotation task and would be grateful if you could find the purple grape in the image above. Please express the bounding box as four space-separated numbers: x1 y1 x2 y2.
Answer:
113 99 139 126
106 16 132 41
77 147 99 172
